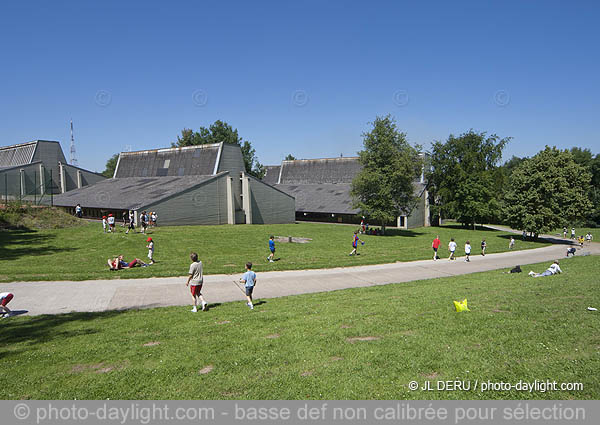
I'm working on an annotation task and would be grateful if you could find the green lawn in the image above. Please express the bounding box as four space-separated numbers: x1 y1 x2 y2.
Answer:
0 222 550 282
1 255 598 399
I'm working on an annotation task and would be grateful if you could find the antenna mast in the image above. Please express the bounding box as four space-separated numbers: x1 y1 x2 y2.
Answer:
70 119 78 166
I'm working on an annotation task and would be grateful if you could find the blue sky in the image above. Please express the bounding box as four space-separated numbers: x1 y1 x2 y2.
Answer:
1 0 598 172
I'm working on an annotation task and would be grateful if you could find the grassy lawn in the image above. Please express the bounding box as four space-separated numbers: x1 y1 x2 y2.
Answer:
1 255 598 400
0 222 550 282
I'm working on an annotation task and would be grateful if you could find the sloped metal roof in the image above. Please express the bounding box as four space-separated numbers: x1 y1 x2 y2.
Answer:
262 165 281 185
275 183 358 215
115 144 221 178
279 157 362 184
276 182 427 215
0 141 37 167
52 175 221 210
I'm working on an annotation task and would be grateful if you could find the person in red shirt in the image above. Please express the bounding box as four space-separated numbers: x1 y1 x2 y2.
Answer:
432 236 441 260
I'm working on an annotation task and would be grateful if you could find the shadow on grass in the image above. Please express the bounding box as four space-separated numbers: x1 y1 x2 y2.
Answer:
0 310 127 359
438 224 498 232
496 234 572 245
367 229 425 237
0 229 75 261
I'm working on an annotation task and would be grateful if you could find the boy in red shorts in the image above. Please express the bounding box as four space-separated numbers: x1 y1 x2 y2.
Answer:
0 292 14 317
186 252 207 312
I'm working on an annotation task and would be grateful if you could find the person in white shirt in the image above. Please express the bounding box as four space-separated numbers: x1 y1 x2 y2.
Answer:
146 237 155 264
107 214 115 233
528 260 562 278
448 238 457 260
585 232 593 244
464 241 471 262
102 216 107 233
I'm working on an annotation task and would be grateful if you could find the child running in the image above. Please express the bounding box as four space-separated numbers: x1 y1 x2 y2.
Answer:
240 262 257 310
509 236 515 249
267 235 275 263
432 236 441 260
464 240 471 262
481 239 487 256
102 216 107 233
349 231 362 256
146 237 155 264
186 252 207 312
448 238 457 260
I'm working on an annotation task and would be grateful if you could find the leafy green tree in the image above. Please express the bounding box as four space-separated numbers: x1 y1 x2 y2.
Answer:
569 147 600 225
172 120 264 178
350 115 422 233
502 146 592 235
428 130 510 228
102 153 119 178
284 154 296 161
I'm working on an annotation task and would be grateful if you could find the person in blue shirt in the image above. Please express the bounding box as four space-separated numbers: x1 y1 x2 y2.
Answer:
349 231 363 256
240 262 257 310
267 235 275 263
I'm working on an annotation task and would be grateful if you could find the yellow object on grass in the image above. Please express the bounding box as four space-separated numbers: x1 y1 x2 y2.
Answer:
453 298 470 312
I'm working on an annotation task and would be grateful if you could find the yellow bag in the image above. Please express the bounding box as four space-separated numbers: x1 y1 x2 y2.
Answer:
453 298 470 312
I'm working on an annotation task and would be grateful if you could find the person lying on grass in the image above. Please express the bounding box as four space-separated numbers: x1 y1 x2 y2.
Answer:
528 260 562 278
108 255 148 270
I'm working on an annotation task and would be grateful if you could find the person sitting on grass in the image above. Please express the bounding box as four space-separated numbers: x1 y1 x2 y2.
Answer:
528 260 562 278
108 255 148 270
0 292 14 318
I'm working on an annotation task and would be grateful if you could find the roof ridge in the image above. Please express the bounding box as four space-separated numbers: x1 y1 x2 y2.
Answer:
120 143 222 155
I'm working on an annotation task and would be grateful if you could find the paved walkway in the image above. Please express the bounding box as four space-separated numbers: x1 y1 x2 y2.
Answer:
2 237 598 316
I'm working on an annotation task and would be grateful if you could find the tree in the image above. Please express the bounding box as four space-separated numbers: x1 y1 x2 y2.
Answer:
502 146 592 235
102 153 119 178
350 115 422 233
569 147 600 225
284 154 296 161
428 130 510 228
172 120 264 178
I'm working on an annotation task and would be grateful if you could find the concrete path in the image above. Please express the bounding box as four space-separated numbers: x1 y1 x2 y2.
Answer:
2 237 598 316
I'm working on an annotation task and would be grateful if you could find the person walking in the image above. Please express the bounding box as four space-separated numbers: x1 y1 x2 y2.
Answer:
432 236 441 260
186 252 207 312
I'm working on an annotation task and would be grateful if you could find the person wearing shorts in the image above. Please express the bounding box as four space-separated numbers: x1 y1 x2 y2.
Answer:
481 239 487 256
448 238 457 260
349 231 362 256
107 255 147 270
267 235 275 263
107 214 115 233
126 211 135 234
187 252 207 312
241 262 257 310
140 211 148 234
432 236 441 260
0 292 14 317
146 237 155 264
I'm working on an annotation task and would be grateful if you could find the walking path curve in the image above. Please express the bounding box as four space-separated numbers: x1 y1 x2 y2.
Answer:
2 232 598 316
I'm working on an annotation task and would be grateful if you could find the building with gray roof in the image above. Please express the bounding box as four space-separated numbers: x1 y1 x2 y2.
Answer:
0 140 105 202
53 143 295 226
264 156 429 229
